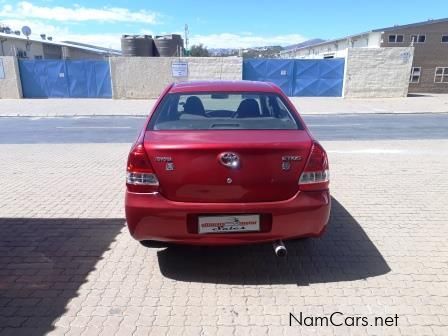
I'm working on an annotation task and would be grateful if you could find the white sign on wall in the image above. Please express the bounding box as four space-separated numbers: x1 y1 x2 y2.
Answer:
400 51 411 64
171 61 188 77
0 59 5 79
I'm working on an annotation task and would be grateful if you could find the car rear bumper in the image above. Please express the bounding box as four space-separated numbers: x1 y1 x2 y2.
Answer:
125 190 330 246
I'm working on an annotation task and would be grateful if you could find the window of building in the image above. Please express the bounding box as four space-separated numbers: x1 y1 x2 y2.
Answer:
409 67 421 83
16 50 27 58
388 34 404 43
34 55 43 60
434 67 448 83
442 35 448 43
411 34 426 43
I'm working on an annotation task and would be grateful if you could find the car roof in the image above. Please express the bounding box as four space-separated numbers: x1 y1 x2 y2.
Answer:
169 80 282 94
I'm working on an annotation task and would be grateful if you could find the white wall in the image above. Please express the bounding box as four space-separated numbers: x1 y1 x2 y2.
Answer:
63 47 104 60
0 56 22 98
110 57 242 99
368 32 383 47
0 36 107 59
343 47 414 98
0 38 44 59
281 32 383 59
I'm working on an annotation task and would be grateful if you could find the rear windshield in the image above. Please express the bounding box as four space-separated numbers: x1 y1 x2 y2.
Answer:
148 92 302 130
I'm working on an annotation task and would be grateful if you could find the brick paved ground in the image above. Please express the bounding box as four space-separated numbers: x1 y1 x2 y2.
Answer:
0 141 447 335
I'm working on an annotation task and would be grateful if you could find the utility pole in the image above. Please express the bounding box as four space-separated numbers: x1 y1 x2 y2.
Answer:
184 24 189 54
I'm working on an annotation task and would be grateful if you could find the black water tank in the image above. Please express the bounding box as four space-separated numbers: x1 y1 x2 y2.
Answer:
121 35 154 56
154 34 183 57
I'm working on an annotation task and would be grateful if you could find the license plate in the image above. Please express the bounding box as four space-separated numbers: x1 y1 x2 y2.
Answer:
198 214 260 234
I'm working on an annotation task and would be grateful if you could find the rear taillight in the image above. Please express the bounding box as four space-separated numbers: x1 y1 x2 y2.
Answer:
126 142 159 193
299 141 329 191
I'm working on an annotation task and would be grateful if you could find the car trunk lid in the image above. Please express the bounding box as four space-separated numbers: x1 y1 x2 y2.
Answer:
144 130 312 203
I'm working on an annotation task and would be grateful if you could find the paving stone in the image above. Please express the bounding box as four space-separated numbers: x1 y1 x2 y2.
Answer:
0 141 447 335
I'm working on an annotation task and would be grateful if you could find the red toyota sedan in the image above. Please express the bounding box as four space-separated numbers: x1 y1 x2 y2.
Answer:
125 80 330 256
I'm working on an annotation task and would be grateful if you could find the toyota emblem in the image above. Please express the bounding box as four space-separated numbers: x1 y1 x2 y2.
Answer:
218 152 240 168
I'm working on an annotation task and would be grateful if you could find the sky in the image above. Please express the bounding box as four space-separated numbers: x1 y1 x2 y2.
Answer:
0 0 447 50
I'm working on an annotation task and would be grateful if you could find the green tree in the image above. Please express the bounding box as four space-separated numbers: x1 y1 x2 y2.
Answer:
189 44 210 57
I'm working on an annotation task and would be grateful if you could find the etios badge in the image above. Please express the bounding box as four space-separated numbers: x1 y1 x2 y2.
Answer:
218 152 240 168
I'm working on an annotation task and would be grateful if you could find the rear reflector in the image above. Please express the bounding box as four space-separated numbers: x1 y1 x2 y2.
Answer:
299 141 329 191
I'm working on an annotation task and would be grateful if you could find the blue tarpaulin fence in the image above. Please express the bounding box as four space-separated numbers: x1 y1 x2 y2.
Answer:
19 59 112 98
243 58 345 97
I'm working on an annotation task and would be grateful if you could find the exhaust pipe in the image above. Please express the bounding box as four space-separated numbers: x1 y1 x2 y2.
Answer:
273 240 287 257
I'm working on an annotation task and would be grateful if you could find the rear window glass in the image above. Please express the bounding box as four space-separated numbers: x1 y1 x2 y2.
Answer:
148 92 302 130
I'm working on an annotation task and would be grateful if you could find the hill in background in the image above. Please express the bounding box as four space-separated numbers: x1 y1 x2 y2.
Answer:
207 38 326 58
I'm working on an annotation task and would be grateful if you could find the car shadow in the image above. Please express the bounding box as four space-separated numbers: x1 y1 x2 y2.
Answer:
0 218 124 335
157 197 390 285
407 93 432 97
